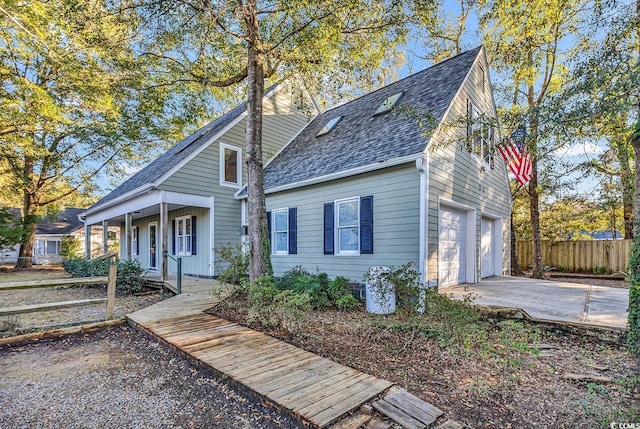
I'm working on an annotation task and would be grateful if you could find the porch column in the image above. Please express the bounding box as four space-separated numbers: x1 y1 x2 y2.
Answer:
84 222 91 259
102 220 109 255
160 202 168 281
125 212 132 260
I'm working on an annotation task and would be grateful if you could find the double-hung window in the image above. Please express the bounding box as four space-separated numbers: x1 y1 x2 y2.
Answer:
324 196 373 256
176 215 192 256
336 198 360 255
35 239 61 255
272 209 289 254
267 207 297 255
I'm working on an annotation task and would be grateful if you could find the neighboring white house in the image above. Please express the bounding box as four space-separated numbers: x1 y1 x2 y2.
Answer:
83 47 512 288
0 208 118 265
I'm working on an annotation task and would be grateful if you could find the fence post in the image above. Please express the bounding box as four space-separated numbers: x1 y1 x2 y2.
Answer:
105 263 117 320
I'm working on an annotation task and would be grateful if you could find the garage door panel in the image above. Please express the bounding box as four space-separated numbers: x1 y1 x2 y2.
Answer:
439 207 466 287
481 218 494 278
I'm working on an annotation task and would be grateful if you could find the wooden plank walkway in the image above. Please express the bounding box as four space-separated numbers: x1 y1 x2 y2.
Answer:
127 282 394 428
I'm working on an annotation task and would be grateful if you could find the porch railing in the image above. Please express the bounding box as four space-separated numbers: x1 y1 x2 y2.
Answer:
163 251 182 294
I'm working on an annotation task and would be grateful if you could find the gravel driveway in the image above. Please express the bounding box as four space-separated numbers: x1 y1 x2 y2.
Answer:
0 325 298 429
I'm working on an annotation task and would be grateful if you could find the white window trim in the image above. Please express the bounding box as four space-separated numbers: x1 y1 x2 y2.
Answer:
175 215 193 256
219 142 242 188
35 239 61 255
335 197 360 256
272 208 289 255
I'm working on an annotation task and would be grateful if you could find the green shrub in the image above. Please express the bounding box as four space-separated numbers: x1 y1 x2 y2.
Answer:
336 294 359 311
116 259 145 294
60 237 81 260
246 276 311 330
216 244 248 285
276 266 357 310
62 257 146 294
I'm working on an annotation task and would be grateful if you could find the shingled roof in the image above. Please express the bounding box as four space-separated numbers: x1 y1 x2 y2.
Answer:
90 101 247 210
36 208 85 235
239 46 481 196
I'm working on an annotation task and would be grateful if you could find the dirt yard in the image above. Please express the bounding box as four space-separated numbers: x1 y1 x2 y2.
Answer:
0 267 164 337
0 325 297 429
210 282 640 429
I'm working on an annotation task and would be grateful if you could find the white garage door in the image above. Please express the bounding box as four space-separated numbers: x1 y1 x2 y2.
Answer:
439 207 466 287
481 217 495 278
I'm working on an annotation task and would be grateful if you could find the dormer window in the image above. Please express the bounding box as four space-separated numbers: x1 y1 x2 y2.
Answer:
316 116 342 137
374 91 403 115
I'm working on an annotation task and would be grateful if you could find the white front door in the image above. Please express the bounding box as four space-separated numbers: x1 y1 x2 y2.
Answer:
439 207 466 287
481 217 495 278
149 222 158 270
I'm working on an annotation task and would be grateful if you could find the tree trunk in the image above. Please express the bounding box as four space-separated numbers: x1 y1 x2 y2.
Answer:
243 0 271 281
528 155 543 278
615 139 634 239
528 85 544 279
15 157 35 269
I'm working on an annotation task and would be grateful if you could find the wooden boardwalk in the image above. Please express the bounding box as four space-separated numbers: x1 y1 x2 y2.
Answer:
127 283 394 428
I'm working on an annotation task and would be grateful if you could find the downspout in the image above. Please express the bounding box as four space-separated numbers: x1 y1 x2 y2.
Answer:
78 214 90 259
416 154 430 287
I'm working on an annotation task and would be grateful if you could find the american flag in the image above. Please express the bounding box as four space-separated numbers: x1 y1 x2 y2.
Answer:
497 135 532 186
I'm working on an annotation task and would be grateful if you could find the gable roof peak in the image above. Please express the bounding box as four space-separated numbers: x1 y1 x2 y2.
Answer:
247 46 485 195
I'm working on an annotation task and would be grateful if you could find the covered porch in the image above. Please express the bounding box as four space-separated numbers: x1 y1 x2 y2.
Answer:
81 190 214 280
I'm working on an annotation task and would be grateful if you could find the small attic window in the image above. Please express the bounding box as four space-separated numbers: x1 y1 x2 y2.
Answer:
316 116 342 137
374 91 403 115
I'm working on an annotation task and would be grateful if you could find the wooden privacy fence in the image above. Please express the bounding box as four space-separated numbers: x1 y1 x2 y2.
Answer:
517 240 632 273
0 264 118 320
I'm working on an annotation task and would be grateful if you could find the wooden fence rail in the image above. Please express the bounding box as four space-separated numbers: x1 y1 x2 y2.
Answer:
516 240 632 273
0 264 118 320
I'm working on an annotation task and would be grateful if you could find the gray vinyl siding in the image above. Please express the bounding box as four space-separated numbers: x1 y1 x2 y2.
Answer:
122 207 212 276
426 54 511 283
266 164 421 281
155 84 312 270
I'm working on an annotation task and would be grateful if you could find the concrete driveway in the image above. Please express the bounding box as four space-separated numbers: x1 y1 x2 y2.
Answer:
443 276 629 330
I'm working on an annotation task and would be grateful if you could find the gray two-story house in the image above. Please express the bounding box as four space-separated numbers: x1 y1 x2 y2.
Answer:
83 46 511 288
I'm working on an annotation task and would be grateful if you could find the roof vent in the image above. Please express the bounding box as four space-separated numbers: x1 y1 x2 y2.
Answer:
316 116 342 137
374 91 403 115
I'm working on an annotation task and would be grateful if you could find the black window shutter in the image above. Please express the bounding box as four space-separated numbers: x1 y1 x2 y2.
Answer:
267 211 272 248
191 216 197 255
288 207 297 255
360 196 374 254
323 202 334 255
171 219 176 254
135 226 139 256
